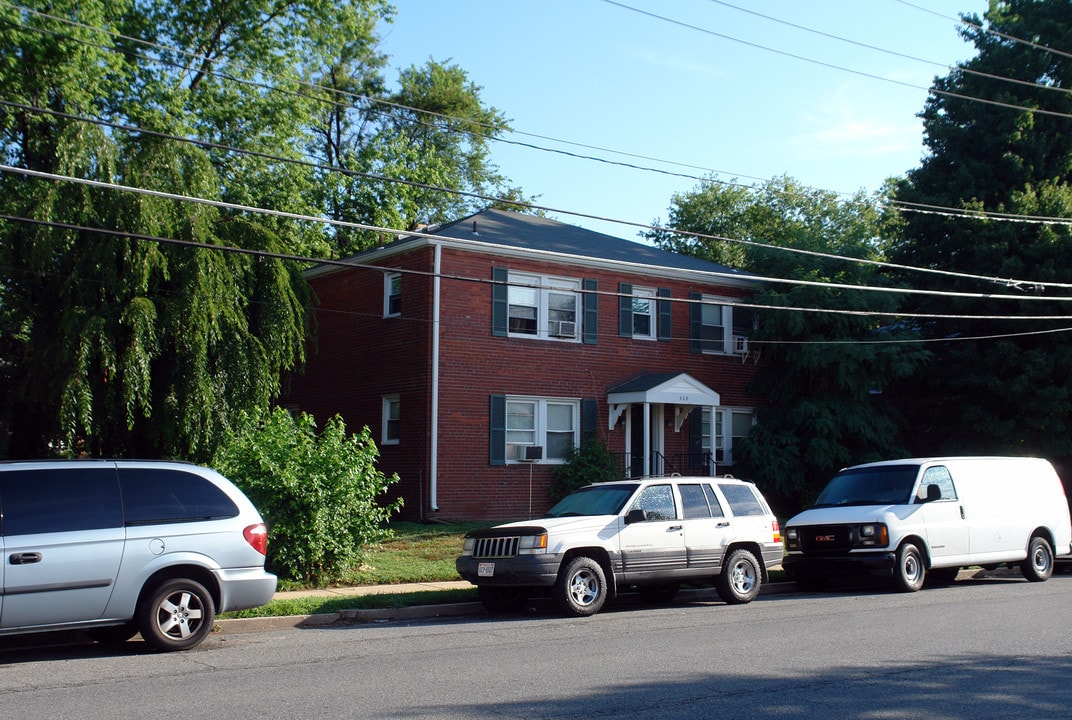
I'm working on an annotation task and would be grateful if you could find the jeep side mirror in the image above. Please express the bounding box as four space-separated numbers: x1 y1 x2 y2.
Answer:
625 508 648 524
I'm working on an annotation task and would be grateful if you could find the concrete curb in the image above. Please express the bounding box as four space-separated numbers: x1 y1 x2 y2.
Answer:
214 581 799 635
214 566 1040 635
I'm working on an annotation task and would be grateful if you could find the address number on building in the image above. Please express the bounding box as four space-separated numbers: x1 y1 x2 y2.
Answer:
478 562 495 577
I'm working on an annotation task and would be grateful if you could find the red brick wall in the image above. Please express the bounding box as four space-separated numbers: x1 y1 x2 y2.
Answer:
284 242 765 521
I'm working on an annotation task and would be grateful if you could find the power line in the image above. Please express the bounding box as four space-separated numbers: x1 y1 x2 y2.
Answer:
894 0 1072 63
601 0 1072 121
7 0 1069 210
5 5 1072 292
5 93 1072 294
5 210 1072 325
707 0 1072 98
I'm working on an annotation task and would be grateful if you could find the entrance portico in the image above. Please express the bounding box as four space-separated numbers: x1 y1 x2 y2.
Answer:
607 372 720 478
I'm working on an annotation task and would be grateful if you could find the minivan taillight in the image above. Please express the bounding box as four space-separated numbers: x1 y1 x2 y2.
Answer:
244 523 268 556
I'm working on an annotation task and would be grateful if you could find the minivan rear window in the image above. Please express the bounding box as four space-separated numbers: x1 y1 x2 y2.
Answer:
0 468 123 535
119 468 239 525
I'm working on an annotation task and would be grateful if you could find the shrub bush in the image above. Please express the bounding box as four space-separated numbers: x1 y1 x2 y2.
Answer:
213 407 402 585
548 435 621 503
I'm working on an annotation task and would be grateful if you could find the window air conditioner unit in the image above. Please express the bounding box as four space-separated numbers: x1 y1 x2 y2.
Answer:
551 321 577 338
516 445 543 461
732 335 749 354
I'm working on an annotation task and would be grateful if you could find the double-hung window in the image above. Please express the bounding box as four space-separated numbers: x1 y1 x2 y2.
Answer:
507 272 580 340
631 287 656 339
382 395 400 445
384 272 402 317
691 294 752 355
619 284 671 341
503 397 579 463
700 407 753 465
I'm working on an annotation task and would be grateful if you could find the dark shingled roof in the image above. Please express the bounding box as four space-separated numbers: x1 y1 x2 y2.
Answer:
402 209 754 279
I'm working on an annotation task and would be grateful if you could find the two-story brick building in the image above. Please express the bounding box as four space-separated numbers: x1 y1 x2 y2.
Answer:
282 209 764 520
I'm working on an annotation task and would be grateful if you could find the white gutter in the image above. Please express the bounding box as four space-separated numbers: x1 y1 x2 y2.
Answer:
429 243 442 512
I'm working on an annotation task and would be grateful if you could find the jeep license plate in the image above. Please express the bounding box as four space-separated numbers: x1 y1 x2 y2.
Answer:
478 562 495 577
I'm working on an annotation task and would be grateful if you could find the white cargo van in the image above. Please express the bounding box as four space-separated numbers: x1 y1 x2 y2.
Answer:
782 457 1072 592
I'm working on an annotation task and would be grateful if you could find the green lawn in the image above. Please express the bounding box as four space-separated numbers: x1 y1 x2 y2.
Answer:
219 520 486 619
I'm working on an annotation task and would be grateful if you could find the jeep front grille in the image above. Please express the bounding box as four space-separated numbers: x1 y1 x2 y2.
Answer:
473 536 519 558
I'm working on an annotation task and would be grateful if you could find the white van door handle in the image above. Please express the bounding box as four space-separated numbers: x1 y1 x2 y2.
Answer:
960 506 966 520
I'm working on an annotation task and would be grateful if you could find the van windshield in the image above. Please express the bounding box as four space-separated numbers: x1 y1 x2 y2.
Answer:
812 465 920 507
546 483 638 517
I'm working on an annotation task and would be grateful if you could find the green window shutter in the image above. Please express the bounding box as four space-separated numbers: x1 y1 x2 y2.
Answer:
581 398 598 439
490 394 506 465
492 267 508 337
689 291 702 354
657 287 672 342
583 278 598 345
618 282 633 337
689 407 704 469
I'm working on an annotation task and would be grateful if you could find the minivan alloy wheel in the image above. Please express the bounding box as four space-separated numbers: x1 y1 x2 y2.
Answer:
137 578 216 651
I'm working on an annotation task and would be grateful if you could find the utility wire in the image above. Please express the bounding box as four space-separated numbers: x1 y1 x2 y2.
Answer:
5 0 1069 203
2 156 1072 293
4 4 1072 290
894 0 1072 63
706 0 1072 97
601 0 1072 121
5 210 1072 324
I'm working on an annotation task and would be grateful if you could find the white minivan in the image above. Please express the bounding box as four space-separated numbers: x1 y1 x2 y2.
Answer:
782 457 1072 591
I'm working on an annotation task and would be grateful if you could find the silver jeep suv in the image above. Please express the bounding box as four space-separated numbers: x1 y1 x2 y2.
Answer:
0 460 277 651
456 476 783 616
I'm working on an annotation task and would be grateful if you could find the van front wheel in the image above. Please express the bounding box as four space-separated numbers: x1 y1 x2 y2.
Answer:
893 542 925 592
1021 535 1053 582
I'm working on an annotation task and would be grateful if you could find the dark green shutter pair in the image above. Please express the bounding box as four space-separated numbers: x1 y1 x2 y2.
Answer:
490 397 598 465
492 267 598 344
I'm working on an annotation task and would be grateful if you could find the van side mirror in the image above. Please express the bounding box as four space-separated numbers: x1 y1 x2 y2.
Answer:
625 508 648 524
925 483 942 502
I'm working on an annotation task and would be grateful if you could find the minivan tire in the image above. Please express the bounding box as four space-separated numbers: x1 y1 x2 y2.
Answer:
555 556 607 617
137 578 216 652
1021 535 1054 582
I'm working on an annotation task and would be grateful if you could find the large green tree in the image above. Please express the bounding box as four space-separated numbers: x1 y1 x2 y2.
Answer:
889 0 1072 463
648 177 928 508
316 58 536 254
0 0 524 459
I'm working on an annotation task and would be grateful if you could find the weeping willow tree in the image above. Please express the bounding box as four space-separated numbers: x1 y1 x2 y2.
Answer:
0 0 317 459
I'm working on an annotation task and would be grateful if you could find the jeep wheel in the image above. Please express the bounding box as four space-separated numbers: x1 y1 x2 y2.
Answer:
478 586 529 613
1021 535 1054 582
638 583 680 605
555 556 608 617
716 548 761 604
893 542 925 592
136 578 215 652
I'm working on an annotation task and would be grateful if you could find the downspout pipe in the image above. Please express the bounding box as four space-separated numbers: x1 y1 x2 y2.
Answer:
430 243 442 512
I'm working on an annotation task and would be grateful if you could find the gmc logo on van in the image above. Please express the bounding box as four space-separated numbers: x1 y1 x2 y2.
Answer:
815 534 836 543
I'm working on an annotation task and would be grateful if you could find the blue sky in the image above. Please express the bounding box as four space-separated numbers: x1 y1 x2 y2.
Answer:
375 1 989 239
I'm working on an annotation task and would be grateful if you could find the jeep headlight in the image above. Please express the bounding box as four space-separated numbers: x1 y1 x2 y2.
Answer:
518 533 548 553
